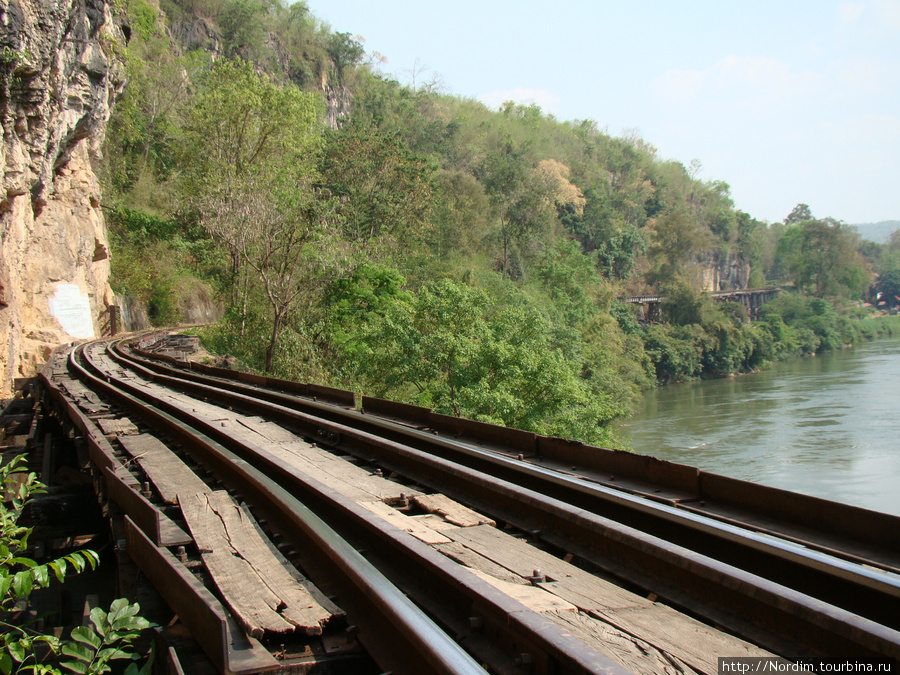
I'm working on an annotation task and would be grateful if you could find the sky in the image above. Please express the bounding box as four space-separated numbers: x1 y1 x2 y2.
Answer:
306 0 900 226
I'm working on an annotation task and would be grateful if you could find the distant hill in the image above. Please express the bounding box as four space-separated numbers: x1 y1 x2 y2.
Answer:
852 221 899 243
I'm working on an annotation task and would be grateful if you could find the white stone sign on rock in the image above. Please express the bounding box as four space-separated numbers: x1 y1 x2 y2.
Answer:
48 283 95 339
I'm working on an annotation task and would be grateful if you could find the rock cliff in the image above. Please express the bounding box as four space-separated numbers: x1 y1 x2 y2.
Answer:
0 0 124 396
699 251 752 292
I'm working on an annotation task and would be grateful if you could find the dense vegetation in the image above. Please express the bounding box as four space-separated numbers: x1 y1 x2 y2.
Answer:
101 0 900 447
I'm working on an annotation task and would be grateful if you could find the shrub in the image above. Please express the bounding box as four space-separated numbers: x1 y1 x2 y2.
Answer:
0 456 153 675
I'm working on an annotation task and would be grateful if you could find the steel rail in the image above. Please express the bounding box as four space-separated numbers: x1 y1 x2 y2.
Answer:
73 341 630 675
93 339 900 659
68 343 492 675
118 336 900 569
109 337 900 634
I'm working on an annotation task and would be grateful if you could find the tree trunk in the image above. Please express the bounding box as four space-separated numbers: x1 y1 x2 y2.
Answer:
264 310 284 374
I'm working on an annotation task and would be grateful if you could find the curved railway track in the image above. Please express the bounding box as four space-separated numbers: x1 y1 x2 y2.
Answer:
37 331 900 674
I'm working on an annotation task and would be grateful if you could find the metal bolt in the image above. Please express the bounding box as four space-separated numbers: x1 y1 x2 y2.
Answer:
176 546 187 563
527 569 545 585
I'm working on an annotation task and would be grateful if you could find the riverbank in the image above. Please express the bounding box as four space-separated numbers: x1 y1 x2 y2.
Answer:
636 292 900 385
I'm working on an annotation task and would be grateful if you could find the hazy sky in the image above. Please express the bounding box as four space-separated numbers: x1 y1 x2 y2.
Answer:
307 1 900 225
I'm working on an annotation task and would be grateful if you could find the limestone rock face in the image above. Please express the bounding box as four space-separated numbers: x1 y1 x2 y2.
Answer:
699 251 751 292
0 0 125 395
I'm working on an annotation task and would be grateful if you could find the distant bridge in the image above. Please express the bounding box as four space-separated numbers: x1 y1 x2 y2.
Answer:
621 287 780 322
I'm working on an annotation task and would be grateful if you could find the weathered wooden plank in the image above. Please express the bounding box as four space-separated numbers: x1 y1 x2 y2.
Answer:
412 493 495 527
411 513 459 531
360 500 452 545
242 503 344 619
128 383 237 424
117 434 210 505
466 569 577 613
181 492 293 637
547 609 701 675
181 491 335 638
445 525 647 612
448 548 699 675
60 380 108 414
207 493 338 634
97 418 139 437
235 416 419 502
445 524 772 672
592 605 771 674
235 417 299 444
432 541 527 585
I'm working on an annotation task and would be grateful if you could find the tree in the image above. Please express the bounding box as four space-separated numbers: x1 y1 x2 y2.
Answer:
736 211 769 287
874 251 900 309
645 210 712 287
105 7 208 194
784 203 813 225
430 170 491 259
344 280 625 445
320 127 435 248
200 173 343 371
325 32 365 78
181 59 321 184
474 138 529 276
474 144 582 278
560 187 645 280
181 59 330 371
776 219 869 298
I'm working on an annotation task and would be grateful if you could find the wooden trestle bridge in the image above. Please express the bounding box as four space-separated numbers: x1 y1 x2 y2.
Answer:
622 287 780 322
3 329 898 674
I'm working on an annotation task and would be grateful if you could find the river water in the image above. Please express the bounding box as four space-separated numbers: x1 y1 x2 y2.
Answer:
618 337 900 517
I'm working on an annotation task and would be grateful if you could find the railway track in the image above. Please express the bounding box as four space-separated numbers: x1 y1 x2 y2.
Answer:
36 331 900 674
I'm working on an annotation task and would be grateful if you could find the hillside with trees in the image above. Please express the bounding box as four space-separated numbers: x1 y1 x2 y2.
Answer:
101 0 900 447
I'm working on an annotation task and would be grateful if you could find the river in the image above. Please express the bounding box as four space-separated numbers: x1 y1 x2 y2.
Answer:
618 337 900 517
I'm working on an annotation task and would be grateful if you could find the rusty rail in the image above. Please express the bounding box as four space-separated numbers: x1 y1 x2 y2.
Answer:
70 341 629 675
105 334 900 659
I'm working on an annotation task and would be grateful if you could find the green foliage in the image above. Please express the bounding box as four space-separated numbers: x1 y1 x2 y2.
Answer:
98 0 900 445
534 239 602 328
327 263 412 325
756 293 869 355
59 600 152 675
0 457 152 675
642 323 709 382
218 0 269 60
429 170 491 259
181 58 322 185
325 32 364 75
320 127 435 248
646 210 712 286
560 188 645 279
775 219 869 298
123 0 160 41
610 302 641 335
874 251 900 310
107 207 220 326
333 278 625 446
